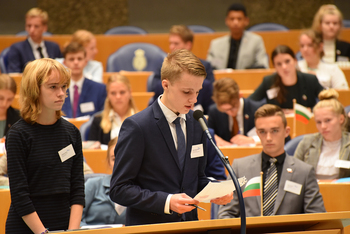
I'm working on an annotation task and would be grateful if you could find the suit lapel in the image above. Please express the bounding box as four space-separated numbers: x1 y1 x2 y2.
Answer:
25 39 35 61
153 102 181 171
64 88 73 117
273 155 294 214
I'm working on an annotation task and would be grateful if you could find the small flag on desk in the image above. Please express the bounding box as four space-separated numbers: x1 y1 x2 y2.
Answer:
295 103 313 124
243 176 261 198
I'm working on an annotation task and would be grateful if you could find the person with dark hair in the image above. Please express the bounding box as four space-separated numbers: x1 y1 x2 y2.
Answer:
207 3 269 70
218 104 325 218
249 45 324 111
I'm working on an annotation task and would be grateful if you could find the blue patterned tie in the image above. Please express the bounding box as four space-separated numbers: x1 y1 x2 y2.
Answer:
173 117 186 170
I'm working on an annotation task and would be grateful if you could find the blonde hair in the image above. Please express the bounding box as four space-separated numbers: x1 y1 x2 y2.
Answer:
20 58 71 124
212 78 240 106
169 25 193 43
254 104 287 127
71 30 95 47
0 74 17 94
26 8 48 25
314 89 347 127
161 49 206 83
107 137 119 166
300 29 324 58
312 4 343 36
100 74 137 134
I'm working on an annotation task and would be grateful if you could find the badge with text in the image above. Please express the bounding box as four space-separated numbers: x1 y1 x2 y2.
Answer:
266 87 279 99
58 144 76 162
191 144 204 158
80 102 95 113
284 180 302 195
334 160 350 169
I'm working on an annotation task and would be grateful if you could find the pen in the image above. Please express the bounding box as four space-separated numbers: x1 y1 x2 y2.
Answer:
188 204 206 211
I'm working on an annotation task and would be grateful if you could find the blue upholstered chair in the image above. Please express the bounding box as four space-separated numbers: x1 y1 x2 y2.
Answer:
295 51 303 61
343 20 350 28
106 43 166 72
16 31 52 36
284 134 308 156
0 47 10 74
187 25 215 33
247 23 289 31
104 26 147 35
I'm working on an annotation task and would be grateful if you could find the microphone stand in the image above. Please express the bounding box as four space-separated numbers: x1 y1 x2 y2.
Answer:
206 131 246 234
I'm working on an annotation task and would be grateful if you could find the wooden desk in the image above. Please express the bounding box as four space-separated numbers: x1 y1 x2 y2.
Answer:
52 211 350 234
219 145 263 166
83 149 111 174
67 118 89 130
0 188 10 234
319 182 350 212
286 115 318 139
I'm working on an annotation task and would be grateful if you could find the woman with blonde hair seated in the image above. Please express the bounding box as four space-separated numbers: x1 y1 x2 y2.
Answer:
298 29 348 89
88 74 137 145
294 89 350 179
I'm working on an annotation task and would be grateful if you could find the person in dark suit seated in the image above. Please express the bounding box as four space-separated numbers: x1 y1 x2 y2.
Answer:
208 78 261 146
81 137 126 226
312 4 350 63
61 42 106 118
109 49 232 226
218 104 326 218
88 74 138 145
7 8 62 73
249 45 324 112
151 25 214 114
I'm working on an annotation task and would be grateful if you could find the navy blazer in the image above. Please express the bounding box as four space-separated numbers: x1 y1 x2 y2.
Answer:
335 40 350 62
110 101 209 226
62 79 106 118
7 39 62 73
208 98 260 142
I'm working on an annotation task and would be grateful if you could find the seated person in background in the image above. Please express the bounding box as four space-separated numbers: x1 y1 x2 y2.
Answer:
208 78 261 146
312 4 350 63
298 29 348 89
0 74 21 138
88 74 138 145
294 89 350 179
81 137 126 226
57 30 103 83
61 42 106 118
151 25 214 114
206 3 269 70
249 45 324 111
7 8 62 73
218 104 325 218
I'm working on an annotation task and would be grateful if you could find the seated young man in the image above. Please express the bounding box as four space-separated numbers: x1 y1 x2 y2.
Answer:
208 78 262 146
7 8 62 73
218 104 325 218
61 42 106 118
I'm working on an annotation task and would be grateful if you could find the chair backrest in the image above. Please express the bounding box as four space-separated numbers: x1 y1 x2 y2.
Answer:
16 31 53 36
84 173 108 182
107 43 167 72
295 51 303 61
104 26 147 35
247 23 289 31
343 20 350 28
80 117 94 141
284 134 307 156
187 25 215 33
0 47 10 74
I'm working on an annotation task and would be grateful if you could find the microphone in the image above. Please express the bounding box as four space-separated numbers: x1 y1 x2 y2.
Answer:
193 110 212 141
193 109 247 234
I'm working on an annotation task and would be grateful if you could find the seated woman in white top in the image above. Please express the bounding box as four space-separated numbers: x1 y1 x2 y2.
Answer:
294 89 350 180
312 4 350 63
298 29 348 89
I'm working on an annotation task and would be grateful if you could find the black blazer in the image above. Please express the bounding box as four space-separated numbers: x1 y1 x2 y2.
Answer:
249 71 324 109
208 98 261 142
88 115 110 145
335 40 350 62
4 107 21 137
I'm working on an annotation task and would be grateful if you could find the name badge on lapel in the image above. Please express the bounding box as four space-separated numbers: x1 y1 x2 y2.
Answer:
80 102 95 113
58 144 75 162
191 144 204 158
284 180 302 195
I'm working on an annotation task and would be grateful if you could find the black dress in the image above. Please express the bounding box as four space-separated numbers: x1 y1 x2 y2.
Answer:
5 118 85 233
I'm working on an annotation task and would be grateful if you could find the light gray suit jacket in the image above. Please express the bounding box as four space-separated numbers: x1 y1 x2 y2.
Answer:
206 31 269 70
218 153 325 218
294 132 350 178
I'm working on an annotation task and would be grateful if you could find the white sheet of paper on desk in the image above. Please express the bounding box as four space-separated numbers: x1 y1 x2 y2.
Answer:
194 177 247 203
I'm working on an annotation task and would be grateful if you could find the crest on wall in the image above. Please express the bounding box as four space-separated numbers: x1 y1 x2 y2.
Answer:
132 49 147 71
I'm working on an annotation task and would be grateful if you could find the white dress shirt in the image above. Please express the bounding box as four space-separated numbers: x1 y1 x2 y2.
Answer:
323 39 336 63
316 138 341 180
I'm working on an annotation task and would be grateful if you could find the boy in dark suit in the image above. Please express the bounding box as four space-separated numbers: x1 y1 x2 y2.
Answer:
61 42 106 118
7 8 62 73
110 49 232 226
208 78 262 146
